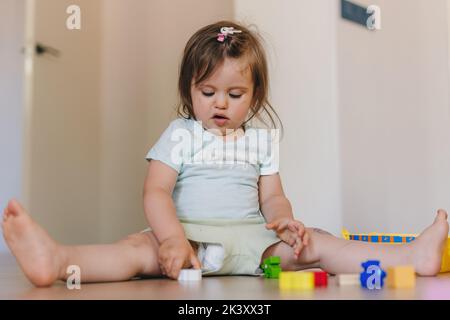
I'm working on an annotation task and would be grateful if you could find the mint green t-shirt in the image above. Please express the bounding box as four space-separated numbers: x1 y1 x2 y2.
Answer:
146 118 279 220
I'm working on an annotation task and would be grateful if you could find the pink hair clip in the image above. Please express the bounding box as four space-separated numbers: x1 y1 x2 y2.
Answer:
217 27 242 42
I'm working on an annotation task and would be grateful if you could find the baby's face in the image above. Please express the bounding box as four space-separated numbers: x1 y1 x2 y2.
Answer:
191 57 254 136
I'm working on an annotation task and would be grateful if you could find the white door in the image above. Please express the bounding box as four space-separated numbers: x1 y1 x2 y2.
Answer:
24 0 101 244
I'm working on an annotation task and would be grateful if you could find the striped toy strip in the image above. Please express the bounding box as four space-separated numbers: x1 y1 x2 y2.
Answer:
342 229 417 243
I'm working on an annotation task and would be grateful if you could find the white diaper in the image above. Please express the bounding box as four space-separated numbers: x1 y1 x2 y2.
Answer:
197 242 225 273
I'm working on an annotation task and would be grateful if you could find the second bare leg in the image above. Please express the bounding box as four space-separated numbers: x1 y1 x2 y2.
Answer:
262 210 449 276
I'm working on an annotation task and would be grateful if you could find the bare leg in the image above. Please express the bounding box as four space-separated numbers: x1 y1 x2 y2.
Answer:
262 210 449 276
1 199 162 287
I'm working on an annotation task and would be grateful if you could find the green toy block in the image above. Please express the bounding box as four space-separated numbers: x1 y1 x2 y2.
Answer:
262 256 281 266
261 256 282 278
264 265 281 279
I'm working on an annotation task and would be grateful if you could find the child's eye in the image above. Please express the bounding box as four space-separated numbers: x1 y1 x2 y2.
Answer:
201 91 242 98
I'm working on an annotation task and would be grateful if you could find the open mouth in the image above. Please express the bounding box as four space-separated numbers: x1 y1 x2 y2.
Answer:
212 114 229 126
212 115 229 120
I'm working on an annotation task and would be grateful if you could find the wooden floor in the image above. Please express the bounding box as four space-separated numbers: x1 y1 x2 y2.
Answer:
1 253 450 300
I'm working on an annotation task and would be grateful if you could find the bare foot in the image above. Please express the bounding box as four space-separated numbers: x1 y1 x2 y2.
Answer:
1 199 65 287
410 209 449 276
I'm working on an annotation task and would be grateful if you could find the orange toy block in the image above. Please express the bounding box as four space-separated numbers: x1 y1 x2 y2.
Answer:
386 266 416 289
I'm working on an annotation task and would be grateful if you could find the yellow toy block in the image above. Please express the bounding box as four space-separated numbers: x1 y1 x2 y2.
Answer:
386 265 416 289
292 272 314 290
279 272 314 290
279 272 294 290
440 238 450 273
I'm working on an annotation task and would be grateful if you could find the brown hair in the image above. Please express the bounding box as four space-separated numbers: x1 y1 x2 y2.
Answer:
177 20 283 133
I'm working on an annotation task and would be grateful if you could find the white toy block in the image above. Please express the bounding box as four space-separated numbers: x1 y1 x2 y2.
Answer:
337 274 360 286
178 269 202 281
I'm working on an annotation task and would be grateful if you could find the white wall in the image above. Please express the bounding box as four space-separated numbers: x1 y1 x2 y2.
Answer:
234 0 342 235
338 0 450 233
0 0 25 252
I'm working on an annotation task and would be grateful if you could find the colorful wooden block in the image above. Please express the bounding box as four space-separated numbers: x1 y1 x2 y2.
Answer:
265 265 281 279
279 272 314 290
263 256 281 265
178 269 202 281
441 238 450 273
360 260 386 289
279 272 295 290
292 272 314 290
261 256 282 278
337 274 360 286
386 265 416 289
314 271 328 287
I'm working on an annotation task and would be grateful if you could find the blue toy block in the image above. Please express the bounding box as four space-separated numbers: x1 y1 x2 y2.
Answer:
360 260 386 289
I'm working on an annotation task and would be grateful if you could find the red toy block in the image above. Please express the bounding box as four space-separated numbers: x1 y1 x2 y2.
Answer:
314 271 328 287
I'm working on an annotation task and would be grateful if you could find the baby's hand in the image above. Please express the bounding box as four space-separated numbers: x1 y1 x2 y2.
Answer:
266 218 309 259
158 236 201 279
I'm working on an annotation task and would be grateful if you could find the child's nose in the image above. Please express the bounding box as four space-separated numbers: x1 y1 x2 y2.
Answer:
214 93 228 109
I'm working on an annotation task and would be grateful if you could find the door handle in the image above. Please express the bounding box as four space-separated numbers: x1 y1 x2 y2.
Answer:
35 43 61 57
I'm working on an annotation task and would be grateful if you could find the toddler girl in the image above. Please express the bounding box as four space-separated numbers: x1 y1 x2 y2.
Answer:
2 21 448 286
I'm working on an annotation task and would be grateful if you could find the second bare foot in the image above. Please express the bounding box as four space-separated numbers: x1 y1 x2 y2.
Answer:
410 209 449 276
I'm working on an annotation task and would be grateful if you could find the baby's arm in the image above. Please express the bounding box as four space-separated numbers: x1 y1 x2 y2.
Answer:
143 160 201 279
258 174 309 258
